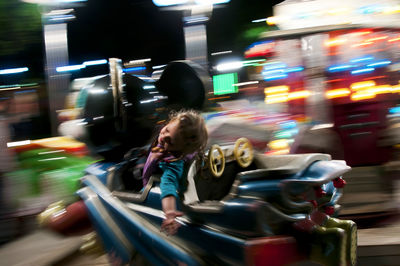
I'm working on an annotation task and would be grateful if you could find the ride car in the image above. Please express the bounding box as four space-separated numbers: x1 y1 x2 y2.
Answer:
41 137 357 266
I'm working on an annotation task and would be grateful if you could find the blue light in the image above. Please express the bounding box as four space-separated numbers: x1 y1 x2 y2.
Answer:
279 120 297 129
263 73 288 81
263 63 287 71
350 56 374 63
152 0 187 6
351 68 375 75
389 106 400 114
367 60 391 68
246 40 273 50
358 4 383 14
123 66 146 72
262 69 285 76
56 65 85 72
49 15 75 22
143 85 156 90
83 59 108 66
297 13 312 19
0 67 29 75
328 64 354 72
285 66 304 73
15 89 36 94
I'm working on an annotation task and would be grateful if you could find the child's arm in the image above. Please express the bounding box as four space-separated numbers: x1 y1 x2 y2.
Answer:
161 196 183 235
159 160 185 235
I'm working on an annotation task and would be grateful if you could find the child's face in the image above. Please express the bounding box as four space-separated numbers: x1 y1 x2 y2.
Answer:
158 119 184 153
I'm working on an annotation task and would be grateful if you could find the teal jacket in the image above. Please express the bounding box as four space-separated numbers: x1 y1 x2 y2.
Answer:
158 160 186 199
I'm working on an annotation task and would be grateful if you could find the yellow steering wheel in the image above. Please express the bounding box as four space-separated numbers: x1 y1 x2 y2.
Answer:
233 137 254 168
208 144 225 178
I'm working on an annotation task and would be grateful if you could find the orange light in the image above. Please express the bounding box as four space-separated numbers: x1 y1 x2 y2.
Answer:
365 36 388 42
352 31 372 36
392 85 400 93
350 81 376 91
324 38 347 47
325 79 345 83
265 93 288 104
362 76 386 80
264 86 289 94
366 48 385 53
388 37 400 42
265 148 290 155
326 88 351 99
268 139 289 150
352 42 373 48
371 85 392 94
383 5 400 14
208 96 231 101
266 16 280 26
288 90 311 100
351 91 375 101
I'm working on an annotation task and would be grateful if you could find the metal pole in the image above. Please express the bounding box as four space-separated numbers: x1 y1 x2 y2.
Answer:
42 9 73 136
183 4 213 70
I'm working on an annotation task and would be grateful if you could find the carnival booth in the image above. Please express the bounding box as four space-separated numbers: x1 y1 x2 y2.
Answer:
243 0 400 216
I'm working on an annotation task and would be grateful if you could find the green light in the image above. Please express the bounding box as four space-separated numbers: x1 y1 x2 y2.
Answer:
275 131 292 139
213 73 238 95
243 59 266 64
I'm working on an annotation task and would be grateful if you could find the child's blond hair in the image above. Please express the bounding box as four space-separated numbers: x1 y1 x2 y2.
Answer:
168 109 208 157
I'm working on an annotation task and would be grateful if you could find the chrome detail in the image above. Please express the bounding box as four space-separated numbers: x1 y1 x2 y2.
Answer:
78 187 134 255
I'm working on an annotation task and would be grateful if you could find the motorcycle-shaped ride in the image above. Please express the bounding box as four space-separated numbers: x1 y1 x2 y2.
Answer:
39 59 357 266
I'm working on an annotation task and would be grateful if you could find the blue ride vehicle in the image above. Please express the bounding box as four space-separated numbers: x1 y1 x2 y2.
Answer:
70 137 356 266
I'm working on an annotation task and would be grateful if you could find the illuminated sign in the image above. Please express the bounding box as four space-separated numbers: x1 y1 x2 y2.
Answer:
213 73 238 95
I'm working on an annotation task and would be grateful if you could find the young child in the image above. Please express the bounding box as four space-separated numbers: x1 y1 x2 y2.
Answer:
141 109 208 235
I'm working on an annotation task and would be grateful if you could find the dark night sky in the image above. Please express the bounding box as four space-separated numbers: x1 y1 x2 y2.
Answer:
0 0 283 82
66 0 283 66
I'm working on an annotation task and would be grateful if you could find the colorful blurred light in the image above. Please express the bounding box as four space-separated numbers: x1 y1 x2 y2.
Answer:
351 68 375 75
83 59 108 66
327 64 354 72
0 67 29 75
326 88 351 99
56 65 85 72
350 81 376 90
350 56 374 63
351 91 376 101
324 38 347 47
288 90 310 100
264 86 289 94
366 60 391 68
123 66 146 72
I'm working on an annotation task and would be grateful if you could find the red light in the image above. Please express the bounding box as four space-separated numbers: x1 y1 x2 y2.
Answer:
245 236 304 266
324 79 345 83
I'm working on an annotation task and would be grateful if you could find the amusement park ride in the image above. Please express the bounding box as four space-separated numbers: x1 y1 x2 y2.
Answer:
26 56 357 265
17 0 400 265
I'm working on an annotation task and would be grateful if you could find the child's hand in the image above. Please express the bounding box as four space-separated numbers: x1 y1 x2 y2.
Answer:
161 210 183 236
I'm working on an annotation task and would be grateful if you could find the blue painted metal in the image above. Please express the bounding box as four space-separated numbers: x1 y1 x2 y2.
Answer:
78 155 351 265
85 162 115 185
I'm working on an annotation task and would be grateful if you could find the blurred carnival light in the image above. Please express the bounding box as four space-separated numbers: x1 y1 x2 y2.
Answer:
0 67 29 75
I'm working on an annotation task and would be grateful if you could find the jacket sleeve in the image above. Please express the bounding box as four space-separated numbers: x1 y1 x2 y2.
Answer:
159 160 185 199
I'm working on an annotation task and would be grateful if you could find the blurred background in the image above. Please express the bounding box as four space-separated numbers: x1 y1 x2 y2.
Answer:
1 0 400 265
